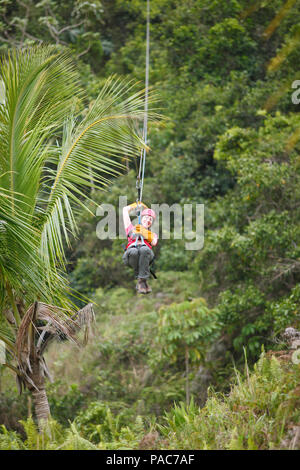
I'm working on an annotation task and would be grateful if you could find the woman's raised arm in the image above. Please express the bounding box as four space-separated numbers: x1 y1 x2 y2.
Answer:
123 202 147 231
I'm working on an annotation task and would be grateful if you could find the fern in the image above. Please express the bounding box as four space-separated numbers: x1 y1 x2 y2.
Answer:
61 423 98 450
20 417 39 450
0 425 25 450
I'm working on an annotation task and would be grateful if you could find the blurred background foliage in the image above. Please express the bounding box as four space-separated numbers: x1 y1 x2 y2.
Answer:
1 0 300 449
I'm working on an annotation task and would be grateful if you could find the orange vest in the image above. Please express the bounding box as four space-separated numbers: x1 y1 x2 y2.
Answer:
126 224 157 250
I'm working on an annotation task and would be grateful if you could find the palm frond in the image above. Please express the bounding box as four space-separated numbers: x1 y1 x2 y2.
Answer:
0 189 69 308
72 303 95 346
0 46 82 214
0 46 84 307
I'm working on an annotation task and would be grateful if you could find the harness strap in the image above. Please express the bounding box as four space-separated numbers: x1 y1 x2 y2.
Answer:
134 199 144 246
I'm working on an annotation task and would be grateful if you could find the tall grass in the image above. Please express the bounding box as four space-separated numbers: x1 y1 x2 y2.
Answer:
1 353 299 450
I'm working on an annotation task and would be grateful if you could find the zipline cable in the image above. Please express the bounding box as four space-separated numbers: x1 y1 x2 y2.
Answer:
136 0 150 213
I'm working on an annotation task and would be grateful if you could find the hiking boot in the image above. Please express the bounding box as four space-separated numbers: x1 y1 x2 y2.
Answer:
144 280 152 294
136 278 147 294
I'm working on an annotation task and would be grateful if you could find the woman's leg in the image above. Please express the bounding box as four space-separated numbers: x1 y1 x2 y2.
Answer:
137 245 154 279
125 247 139 278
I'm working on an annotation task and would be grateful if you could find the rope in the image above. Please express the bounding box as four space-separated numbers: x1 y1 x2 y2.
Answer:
136 0 150 214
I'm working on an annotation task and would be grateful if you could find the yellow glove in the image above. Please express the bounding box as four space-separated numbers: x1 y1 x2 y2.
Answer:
129 201 148 213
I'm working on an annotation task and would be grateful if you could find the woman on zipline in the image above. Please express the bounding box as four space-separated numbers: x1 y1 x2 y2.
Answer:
122 202 158 294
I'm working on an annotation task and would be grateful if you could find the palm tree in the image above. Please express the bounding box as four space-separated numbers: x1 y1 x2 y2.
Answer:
0 45 151 428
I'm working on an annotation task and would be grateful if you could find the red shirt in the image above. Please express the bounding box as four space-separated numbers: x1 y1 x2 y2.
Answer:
125 223 157 250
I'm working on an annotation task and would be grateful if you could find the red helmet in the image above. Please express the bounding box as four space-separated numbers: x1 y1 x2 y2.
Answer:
141 208 156 220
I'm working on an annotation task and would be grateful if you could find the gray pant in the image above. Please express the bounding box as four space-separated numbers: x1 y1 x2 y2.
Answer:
122 244 154 279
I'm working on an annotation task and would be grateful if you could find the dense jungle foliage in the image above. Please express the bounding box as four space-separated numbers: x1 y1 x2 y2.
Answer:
0 0 300 449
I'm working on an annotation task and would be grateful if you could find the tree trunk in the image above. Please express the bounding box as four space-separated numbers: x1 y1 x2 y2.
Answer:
32 388 50 428
185 346 190 405
27 356 50 430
